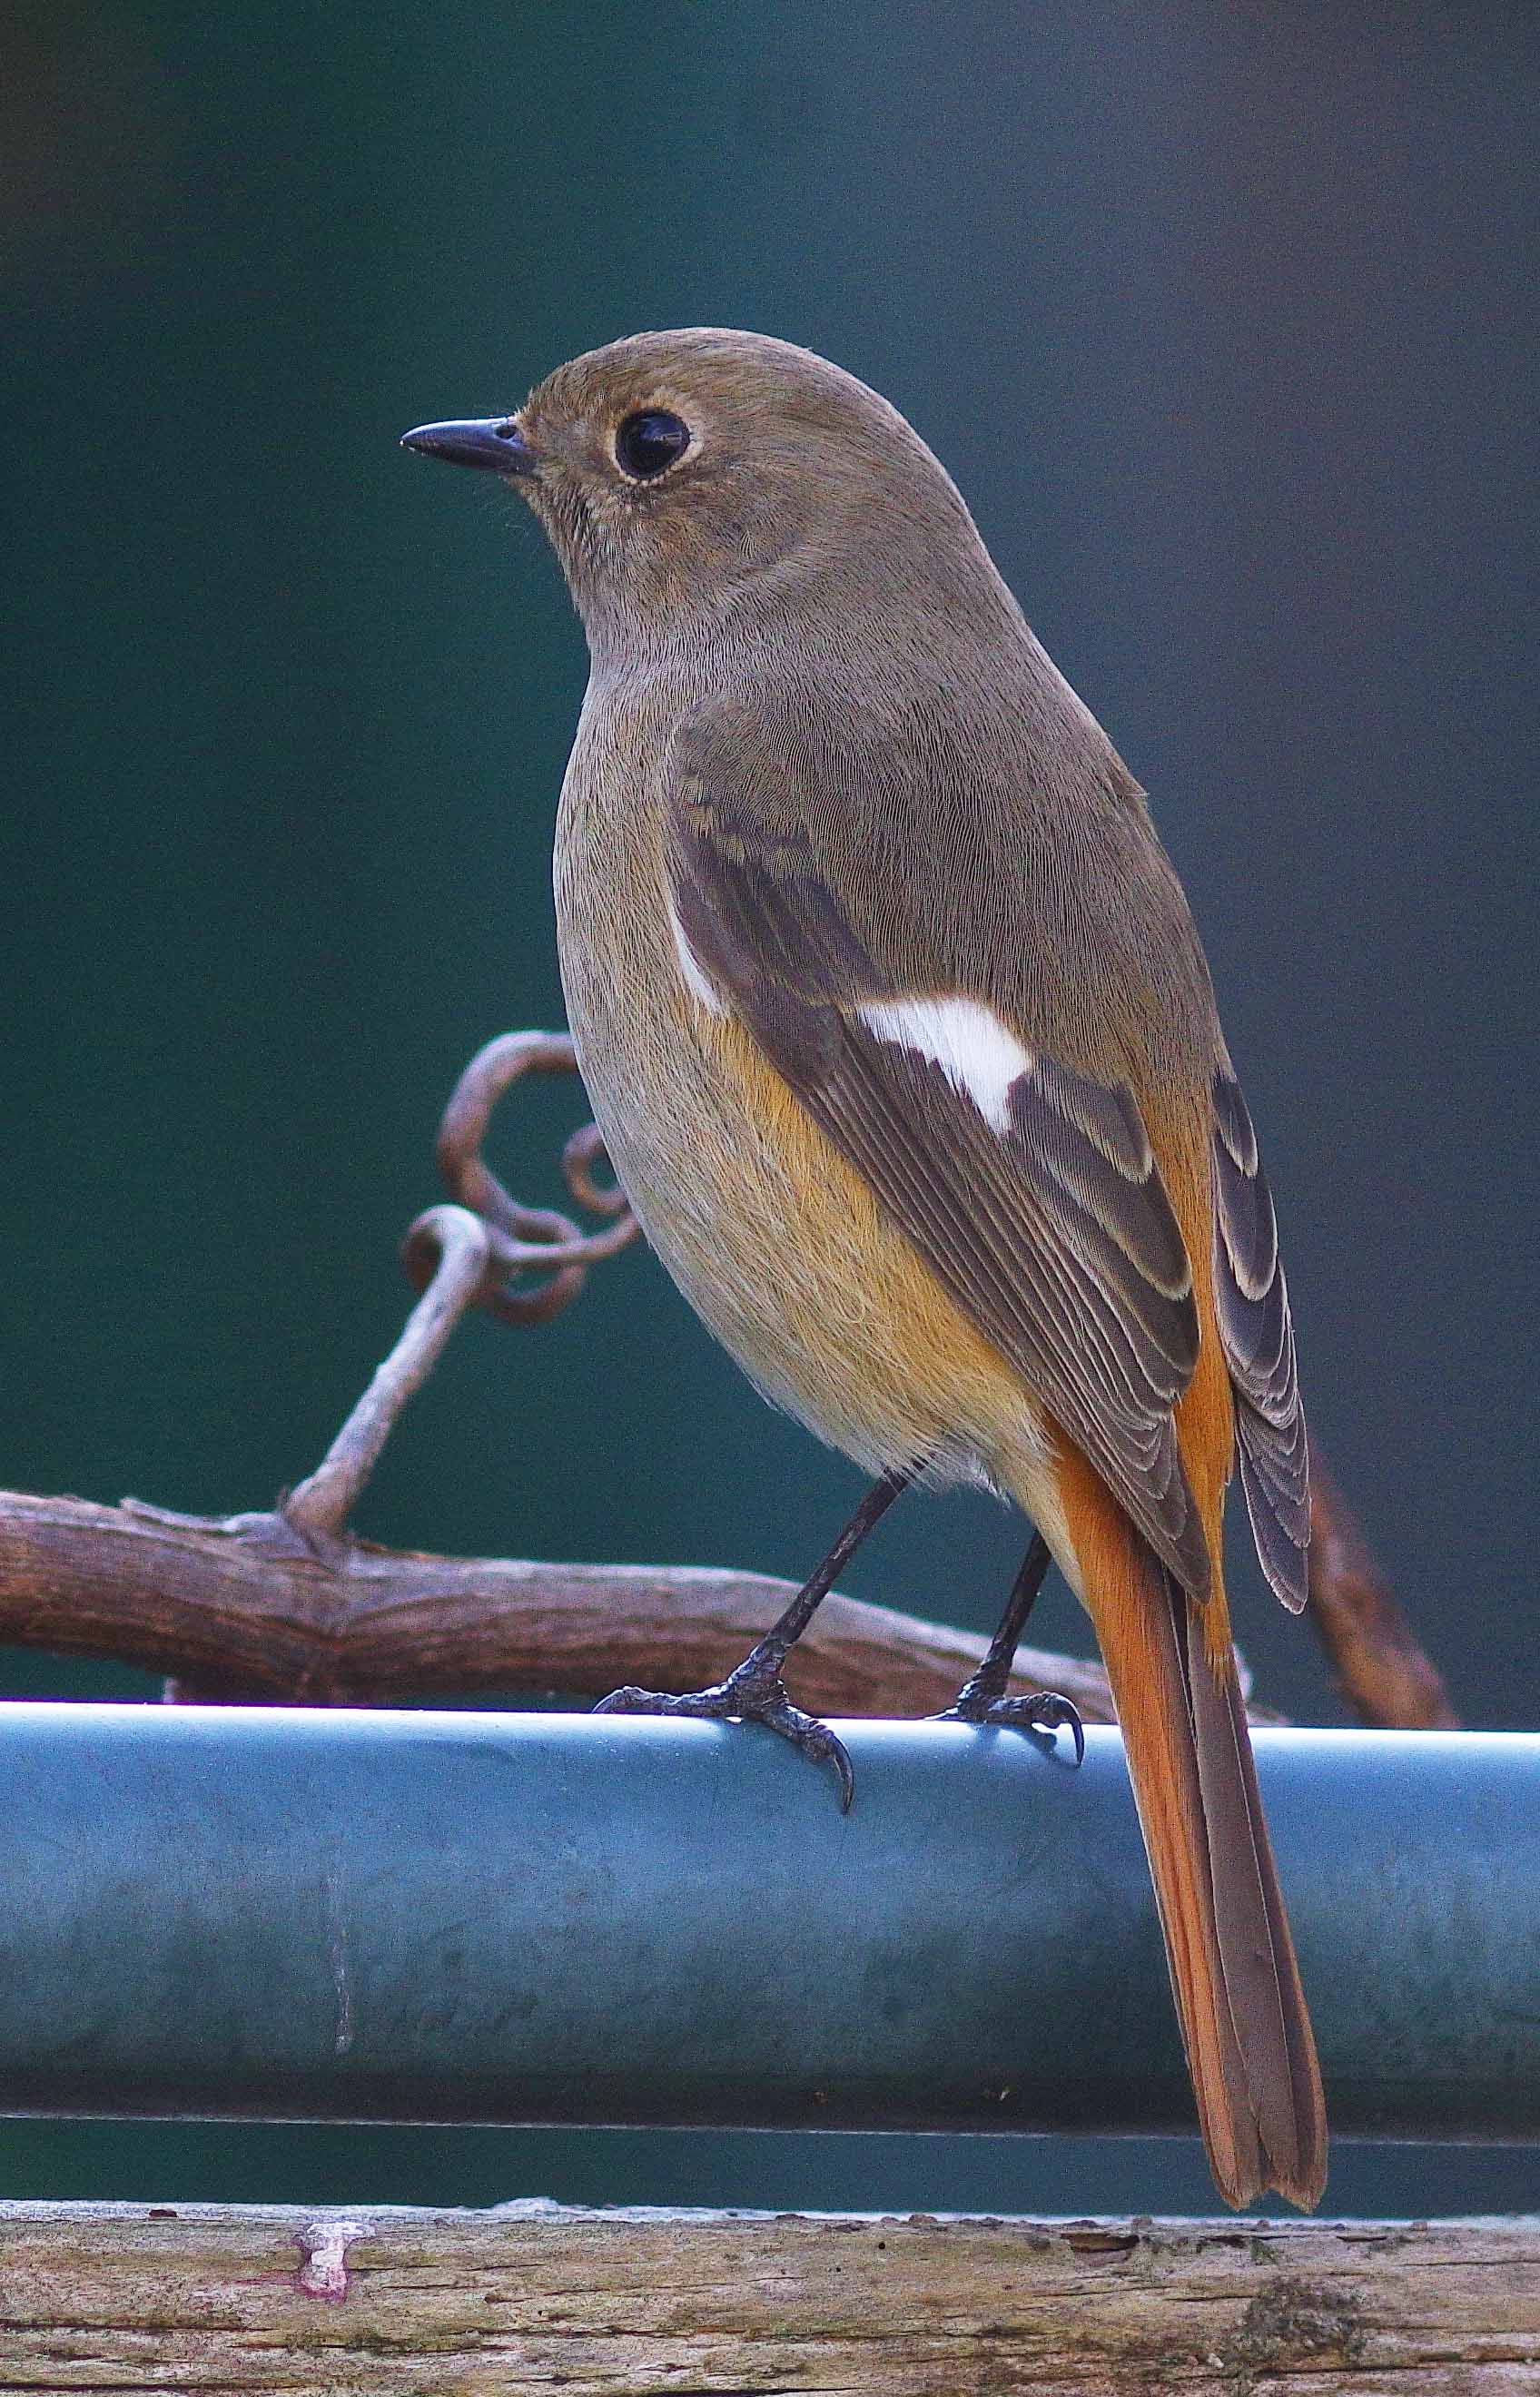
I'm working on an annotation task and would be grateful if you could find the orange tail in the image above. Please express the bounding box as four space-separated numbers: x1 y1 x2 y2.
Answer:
1061 1455 1328 2210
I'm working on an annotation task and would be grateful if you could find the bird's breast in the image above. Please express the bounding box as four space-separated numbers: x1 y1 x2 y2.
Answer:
550 733 1047 1491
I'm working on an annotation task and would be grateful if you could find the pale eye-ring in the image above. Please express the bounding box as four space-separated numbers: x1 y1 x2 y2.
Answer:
615 409 691 480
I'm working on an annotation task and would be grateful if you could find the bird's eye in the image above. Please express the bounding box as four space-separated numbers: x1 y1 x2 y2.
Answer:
615 409 691 481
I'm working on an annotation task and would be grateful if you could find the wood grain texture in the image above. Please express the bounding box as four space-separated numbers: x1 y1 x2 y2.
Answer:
0 2203 1535 2392
0 1487 1132 1719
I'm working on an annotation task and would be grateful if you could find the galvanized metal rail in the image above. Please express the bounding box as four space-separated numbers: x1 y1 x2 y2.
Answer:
0 1705 1533 2141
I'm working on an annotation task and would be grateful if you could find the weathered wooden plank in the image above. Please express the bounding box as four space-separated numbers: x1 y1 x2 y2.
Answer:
0 2203 1536 2392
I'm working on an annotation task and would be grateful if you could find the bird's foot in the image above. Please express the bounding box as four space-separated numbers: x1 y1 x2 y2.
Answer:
931 1681 1085 1765
594 1641 855 1812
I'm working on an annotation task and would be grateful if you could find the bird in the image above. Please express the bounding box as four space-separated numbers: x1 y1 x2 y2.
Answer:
400 328 1327 2212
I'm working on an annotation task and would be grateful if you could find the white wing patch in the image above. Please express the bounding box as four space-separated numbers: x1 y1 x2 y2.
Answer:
669 903 729 1017
858 997 1033 1134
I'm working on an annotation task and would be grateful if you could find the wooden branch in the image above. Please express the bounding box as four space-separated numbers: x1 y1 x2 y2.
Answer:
0 2202 1534 2391
0 1485 1123 1720
1307 1448 1459 1730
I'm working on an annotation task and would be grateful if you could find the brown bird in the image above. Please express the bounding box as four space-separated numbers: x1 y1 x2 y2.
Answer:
401 329 1327 2211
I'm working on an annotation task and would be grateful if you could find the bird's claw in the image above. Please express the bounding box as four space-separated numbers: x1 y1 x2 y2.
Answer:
932 1685 1085 1766
594 1653 856 1811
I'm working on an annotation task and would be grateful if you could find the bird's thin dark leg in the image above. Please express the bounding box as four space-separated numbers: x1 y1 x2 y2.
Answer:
932 1531 1085 1763
594 1461 920 1810
943 1533 1051 1711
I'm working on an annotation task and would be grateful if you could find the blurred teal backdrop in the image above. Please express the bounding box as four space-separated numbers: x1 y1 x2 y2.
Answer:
3 2 1536 2215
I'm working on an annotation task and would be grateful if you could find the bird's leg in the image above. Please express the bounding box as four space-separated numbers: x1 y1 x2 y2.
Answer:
932 1531 1085 1762
594 1461 919 1810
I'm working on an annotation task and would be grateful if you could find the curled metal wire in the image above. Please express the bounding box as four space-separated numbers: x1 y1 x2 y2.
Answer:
401 1031 638 1326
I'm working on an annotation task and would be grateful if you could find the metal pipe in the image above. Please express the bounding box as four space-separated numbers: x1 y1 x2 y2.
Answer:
0 1705 1534 2140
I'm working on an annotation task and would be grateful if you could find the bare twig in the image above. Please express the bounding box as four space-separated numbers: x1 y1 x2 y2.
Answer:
1306 1447 1458 1729
419 1030 637 1327
0 1487 1124 1720
286 1208 496 1547
291 1031 640 1544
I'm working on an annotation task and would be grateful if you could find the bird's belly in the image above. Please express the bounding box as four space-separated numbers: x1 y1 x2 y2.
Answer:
556 862 1049 1494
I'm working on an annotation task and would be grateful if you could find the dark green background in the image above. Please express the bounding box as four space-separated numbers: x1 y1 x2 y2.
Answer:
4 2 1536 2214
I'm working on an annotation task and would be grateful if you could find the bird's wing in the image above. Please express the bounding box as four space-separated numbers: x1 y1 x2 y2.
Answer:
1210 1069 1310 1611
666 707 1214 1598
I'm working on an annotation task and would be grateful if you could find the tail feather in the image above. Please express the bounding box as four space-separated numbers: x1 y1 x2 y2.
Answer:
1200 1626 1328 2190
1179 1574 1324 2203
1061 1454 1328 2208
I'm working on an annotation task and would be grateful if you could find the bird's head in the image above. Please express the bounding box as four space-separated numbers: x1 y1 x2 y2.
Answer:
402 328 982 657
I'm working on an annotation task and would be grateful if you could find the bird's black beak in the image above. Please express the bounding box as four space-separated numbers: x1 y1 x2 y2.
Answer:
400 417 538 476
